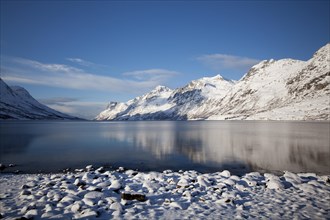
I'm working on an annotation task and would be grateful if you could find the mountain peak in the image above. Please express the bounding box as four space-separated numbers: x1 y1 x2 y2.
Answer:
211 74 235 83
95 43 329 121
212 74 224 80
203 74 225 81
196 74 232 82
253 59 276 69
151 85 171 93
311 43 330 60
106 101 119 110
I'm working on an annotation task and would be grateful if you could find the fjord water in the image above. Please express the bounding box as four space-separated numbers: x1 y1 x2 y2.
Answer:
0 121 329 175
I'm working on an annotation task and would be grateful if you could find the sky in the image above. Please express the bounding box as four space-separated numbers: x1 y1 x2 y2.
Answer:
1 0 329 119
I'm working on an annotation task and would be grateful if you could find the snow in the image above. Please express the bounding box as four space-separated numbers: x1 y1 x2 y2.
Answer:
206 43 329 120
96 43 330 121
0 78 78 120
95 85 175 120
0 168 329 219
95 74 235 120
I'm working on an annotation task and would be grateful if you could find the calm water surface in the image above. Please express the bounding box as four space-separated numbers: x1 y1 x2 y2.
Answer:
0 121 329 175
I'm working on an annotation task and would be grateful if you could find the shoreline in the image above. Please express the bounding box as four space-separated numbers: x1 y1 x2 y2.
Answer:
1 167 329 219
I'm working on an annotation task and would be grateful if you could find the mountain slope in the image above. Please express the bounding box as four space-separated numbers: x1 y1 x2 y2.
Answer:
96 75 234 120
96 85 176 120
208 43 330 120
96 43 329 121
0 78 79 120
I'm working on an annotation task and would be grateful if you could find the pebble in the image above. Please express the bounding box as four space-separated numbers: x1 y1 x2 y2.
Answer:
96 167 105 173
97 180 111 188
267 179 284 190
80 209 98 218
236 183 246 191
242 178 257 187
83 198 95 206
0 164 5 170
169 201 183 209
74 178 85 186
53 194 62 202
21 184 30 189
71 203 81 213
20 190 31 196
84 191 104 200
121 192 147 201
110 202 123 212
177 178 190 188
82 172 95 181
224 179 236 186
45 204 53 212
197 176 210 187
0 168 328 219
230 175 241 181
61 195 78 204
109 180 121 191
220 170 231 178
41 212 55 218
299 183 317 194
25 209 38 218
86 165 94 171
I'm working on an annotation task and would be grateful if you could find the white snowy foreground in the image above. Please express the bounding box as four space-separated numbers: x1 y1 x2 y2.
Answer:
0 167 329 219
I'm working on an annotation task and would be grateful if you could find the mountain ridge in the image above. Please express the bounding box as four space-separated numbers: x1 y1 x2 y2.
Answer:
96 43 329 121
0 78 80 120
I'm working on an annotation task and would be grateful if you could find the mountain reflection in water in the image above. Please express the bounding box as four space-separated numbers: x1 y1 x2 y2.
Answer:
0 121 329 174
100 121 329 174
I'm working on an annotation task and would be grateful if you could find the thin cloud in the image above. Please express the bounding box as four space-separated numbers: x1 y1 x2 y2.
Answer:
66 57 95 67
14 57 82 73
38 97 80 105
47 104 77 114
197 54 261 73
47 101 107 120
2 57 177 94
37 97 107 119
123 69 179 81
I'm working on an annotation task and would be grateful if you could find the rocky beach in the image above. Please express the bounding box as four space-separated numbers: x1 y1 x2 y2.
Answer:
1 166 329 219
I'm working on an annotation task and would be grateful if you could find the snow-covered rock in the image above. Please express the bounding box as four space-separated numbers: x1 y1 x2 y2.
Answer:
83 191 104 200
0 78 79 120
96 43 329 121
0 169 329 219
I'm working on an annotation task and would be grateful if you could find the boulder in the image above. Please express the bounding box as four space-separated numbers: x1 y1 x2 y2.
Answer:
121 193 147 202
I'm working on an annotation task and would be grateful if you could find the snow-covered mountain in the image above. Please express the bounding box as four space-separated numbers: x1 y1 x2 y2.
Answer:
0 78 79 120
207 43 330 120
96 43 329 121
95 75 234 120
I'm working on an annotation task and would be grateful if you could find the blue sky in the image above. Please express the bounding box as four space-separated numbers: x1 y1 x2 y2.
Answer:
1 0 329 119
